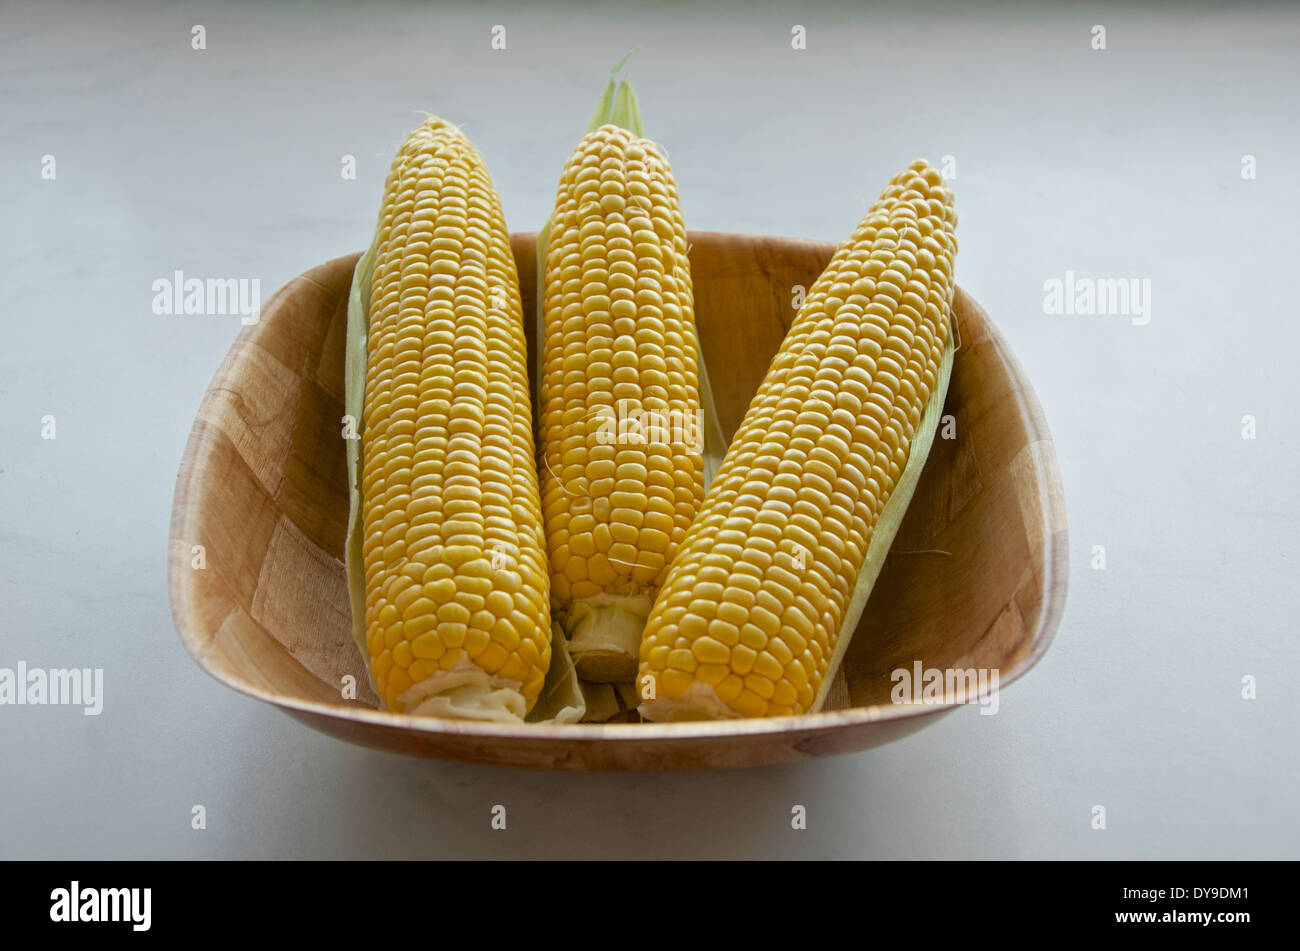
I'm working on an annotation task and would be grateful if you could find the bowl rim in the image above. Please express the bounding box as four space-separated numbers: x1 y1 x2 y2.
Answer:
168 235 1068 744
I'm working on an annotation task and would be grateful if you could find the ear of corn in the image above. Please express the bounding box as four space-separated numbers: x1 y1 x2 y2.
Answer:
638 159 958 720
536 70 725 685
343 117 584 723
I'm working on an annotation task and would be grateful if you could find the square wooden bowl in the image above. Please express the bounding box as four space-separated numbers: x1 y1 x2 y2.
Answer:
167 232 1067 770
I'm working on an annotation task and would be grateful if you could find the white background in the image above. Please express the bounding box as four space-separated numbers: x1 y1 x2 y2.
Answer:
2 1 1296 858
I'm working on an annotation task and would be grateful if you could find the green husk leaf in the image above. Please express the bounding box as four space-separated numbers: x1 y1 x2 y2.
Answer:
344 141 584 724
611 80 645 138
579 677 644 722
696 333 726 488
809 329 957 712
578 681 620 722
344 240 377 691
528 623 586 723
535 66 727 679
585 76 617 132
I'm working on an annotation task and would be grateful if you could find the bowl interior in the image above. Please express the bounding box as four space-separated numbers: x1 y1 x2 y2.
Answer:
168 232 1067 765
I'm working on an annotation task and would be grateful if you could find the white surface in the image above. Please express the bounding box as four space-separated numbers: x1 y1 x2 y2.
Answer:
2 0 1297 859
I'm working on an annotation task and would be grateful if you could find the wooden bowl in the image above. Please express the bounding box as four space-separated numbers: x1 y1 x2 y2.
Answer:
167 232 1067 770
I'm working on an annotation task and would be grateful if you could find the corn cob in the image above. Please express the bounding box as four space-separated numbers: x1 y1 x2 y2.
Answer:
638 160 958 720
341 117 573 722
537 76 722 683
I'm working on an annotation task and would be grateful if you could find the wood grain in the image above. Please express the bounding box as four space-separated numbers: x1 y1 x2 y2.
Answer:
168 232 1068 770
